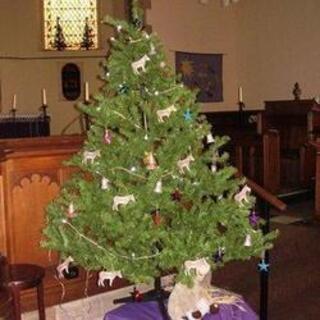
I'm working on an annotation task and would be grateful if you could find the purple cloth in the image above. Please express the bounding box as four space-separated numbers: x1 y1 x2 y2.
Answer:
104 300 258 320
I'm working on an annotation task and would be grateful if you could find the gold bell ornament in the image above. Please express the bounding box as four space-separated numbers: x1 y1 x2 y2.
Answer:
143 152 158 170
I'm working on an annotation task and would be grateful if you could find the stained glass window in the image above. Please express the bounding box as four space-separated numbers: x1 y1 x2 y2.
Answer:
43 0 98 50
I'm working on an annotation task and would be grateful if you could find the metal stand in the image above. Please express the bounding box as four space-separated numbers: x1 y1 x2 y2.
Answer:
258 198 270 320
113 277 170 320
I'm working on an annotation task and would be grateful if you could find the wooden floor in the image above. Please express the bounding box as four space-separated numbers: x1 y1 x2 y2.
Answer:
214 195 320 319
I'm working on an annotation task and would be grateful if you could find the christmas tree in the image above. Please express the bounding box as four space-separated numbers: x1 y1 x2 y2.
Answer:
43 2 277 318
80 17 95 50
52 17 67 51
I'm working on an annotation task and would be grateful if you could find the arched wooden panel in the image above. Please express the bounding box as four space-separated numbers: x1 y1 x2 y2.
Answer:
12 174 59 266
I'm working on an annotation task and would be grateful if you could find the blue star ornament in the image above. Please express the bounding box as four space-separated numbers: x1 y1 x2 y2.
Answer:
258 259 270 272
183 109 192 121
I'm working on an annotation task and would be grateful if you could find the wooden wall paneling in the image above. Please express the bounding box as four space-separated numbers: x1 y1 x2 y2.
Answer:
263 130 280 194
0 176 7 255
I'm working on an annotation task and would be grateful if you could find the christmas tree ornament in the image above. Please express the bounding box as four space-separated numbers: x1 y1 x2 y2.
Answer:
98 270 122 287
118 83 129 94
112 194 136 211
171 189 182 202
234 185 251 205
133 18 143 29
160 61 166 68
101 177 110 190
211 163 217 173
151 209 161 225
149 43 156 55
154 90 159 96
106 72 110 78
110 36 116 42
258 259 270 273
183 109 193 121
56 256 74 279
130 166 137 172
206 133 215 144
116 25 122 32
244 234 252 247
143 31 150 39
131 54 150 75
177 154 195 174
213 247 225 263
154 180 162 193
82 150 101 164
156 104 177 123
249 210 259 227
104 129 112 144
67 203 76 218
131 287 143 302
143 152 158 170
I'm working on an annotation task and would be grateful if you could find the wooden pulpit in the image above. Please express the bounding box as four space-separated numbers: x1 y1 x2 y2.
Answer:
0 135 127 312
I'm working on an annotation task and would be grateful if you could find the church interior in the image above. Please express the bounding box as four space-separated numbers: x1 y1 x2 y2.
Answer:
1 0 320 319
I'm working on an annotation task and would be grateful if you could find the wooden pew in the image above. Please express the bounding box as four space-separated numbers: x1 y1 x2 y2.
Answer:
263 99 320 194
203 111 280 194
229 130 280 194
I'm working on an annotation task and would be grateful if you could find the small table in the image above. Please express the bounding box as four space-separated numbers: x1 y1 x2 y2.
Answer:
104 300 258 320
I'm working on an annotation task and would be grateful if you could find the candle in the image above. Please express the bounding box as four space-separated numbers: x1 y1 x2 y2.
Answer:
238 86 243 103
42 88 47 106
12 94 17 110
84 82 89 102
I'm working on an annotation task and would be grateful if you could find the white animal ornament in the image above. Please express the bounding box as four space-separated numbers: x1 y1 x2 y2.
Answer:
56 256 74 279
101 177 110 190
131 54 150 75
82 150 101 164
98 270 122 287
112 194 136 211
234 185 251 205
156 104 177 123
177 154 195 174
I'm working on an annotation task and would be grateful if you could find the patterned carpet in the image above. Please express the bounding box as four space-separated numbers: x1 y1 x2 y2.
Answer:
213 218 320 319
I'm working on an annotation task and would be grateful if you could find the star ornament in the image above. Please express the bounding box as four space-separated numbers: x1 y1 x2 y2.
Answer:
249 210 260 227
258 259 270 273
183 109 192 121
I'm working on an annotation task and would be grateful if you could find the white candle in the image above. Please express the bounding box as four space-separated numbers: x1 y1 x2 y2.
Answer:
84 82 89 102
238 86 243 103
42 88 47 106
12 94 17 110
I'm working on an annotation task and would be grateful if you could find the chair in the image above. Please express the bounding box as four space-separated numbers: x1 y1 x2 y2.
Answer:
0 254 46 320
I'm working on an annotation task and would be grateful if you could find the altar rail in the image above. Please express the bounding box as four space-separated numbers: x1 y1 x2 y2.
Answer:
0 114 50 138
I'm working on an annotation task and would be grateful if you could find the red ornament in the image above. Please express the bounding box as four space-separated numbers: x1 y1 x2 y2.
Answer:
151 209 161 226
131 287 143 302
171 189 182 202
104 129 112 144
